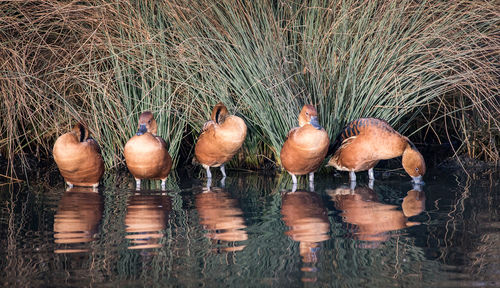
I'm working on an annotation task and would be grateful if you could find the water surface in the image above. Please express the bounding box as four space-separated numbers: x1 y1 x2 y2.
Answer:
0 167 498 287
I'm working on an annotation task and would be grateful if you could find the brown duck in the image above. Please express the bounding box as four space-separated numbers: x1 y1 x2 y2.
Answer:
124 111 172 190
194 102 247 179
53 123 104 188
327 118 425 183
280 105 330 188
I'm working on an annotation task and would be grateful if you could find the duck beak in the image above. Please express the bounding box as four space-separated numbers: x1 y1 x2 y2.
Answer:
411 175 424 185
310 116 321 129
412 182 424 192
136 124 147 136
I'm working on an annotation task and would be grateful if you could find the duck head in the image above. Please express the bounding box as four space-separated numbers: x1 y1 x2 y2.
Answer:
71 123 89 142
136 111 158 136
210 102 229 125
402 143 426 184
298 104 321 129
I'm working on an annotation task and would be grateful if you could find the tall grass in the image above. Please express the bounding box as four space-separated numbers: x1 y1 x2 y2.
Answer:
0 0 498 175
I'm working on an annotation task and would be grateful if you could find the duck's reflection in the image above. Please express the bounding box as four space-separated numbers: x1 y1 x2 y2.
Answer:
328 184 425 248
125 192 172 250
281 190 330 282
195 186 247 253
402 187 426 218
54 187 103 254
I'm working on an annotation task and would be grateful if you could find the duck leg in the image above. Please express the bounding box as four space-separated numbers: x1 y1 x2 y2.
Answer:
368 179 374 190
161 178 166 191
289 172 297 185
66 182 74 188
308 172 315 192
220 164 226 178
368 168 375 181
349 171 356 182
203 164 212 179
350 180 357 191
205 177 212 191
135 179 141 190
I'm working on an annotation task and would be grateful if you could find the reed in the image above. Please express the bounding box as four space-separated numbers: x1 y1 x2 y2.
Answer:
0 0 498 175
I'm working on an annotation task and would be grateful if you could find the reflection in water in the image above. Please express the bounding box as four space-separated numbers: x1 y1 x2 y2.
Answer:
4 170 499 287
281 190 330 283
125 192 172 250
329 184 425 248
402 188 426 218
53 187 103 253
195 187 248 252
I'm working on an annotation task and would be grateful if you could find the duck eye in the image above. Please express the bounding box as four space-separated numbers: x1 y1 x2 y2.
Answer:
415 167 419 172
148 120 151 124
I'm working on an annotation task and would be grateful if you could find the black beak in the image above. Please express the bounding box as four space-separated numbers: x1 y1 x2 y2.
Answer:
136 124 147 136
310 116 321 129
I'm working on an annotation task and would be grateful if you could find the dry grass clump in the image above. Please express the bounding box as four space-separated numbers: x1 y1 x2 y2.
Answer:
0 0 498 176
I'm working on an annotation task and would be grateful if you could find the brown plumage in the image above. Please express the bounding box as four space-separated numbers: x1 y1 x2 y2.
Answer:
53 123 104 188
124 111 172 190
280 104 330 187
327 118 425 183
194 102 247 178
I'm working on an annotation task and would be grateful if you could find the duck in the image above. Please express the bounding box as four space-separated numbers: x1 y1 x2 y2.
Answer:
327 118 426 184
194 102 247 179
280 104 330 188
124 111 172 190
53 123 104 188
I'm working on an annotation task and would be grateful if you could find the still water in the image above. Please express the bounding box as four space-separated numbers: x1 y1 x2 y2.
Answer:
0 166 498 287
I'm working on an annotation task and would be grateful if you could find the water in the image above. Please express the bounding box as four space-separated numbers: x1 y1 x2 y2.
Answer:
0 166 498 287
